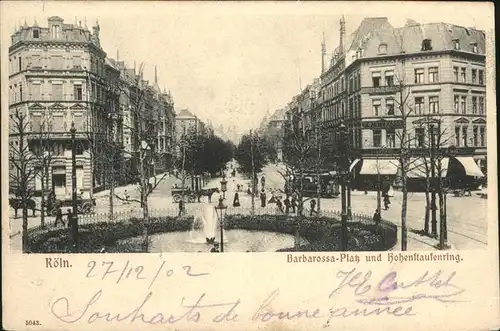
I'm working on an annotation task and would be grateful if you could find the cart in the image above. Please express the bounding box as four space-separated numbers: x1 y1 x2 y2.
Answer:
45 197 96 216
171 188 197 203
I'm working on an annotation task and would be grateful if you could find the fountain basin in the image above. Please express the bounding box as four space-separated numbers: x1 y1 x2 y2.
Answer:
124 230 308 253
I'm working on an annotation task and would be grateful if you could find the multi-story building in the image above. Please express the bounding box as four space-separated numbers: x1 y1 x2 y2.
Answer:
174 109 206 142
260 108 286 162
8 17 109 198
277 17 487 191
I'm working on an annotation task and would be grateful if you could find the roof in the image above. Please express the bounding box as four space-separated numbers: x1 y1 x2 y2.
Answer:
176 109 196 119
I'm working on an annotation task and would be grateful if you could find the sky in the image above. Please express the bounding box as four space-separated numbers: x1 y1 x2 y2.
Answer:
1 1 494 137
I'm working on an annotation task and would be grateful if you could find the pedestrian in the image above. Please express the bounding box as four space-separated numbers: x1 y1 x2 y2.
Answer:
66 208 72 228
178 199 184 216
54 207 64 227
276 198 284 214
268 190 276 204
247 186 252 195
233 192 240 207
284 196 291 214
373 209 381 224
383 194 391 210
261 175 266 189
260 189 267 208
309 199 317 216
210 243 220 253
124 189 130 204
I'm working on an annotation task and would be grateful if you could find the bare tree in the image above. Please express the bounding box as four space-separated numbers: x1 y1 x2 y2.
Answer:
9 107 39 251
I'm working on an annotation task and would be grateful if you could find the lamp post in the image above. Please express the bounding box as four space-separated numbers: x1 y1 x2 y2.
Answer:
214 196 227 252
338 122 348 251
70 122 79 252
220 174 227 200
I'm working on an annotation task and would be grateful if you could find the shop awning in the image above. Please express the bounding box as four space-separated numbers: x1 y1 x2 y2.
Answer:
455 157 484 177
407 158 449 178
349 159 361 172
359 159 399 175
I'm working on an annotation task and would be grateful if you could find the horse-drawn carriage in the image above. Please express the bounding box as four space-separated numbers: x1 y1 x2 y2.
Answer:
44 195 96 216
171 187 220 203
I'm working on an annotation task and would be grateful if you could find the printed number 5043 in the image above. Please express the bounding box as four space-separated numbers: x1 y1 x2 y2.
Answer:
26 320 41 326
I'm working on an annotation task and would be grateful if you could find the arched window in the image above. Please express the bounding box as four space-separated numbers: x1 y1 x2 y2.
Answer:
51 25 61 39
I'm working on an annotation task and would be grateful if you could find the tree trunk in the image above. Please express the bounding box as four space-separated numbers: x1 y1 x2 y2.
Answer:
22 207 28 252
40 175 46 229
401 166 408 251
108 181 114 222
424 179 430 235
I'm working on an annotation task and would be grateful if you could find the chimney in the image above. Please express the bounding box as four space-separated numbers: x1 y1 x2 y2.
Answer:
321 32 326 73
340 15 346 54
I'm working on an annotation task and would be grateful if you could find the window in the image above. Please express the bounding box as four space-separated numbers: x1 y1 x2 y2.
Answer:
454 95 460 113
372 99 381 116
414 97 424 115
478 96 484 115
73 56 82 69
428 67 439 83
416 128 425 147
422 39 432 51
472 43 478 53
429 96 439 113
386 129 396 148
51 25 61 39
473 127 478 146
372 72 381 87
19 85 23 101
478 70 484 85
33 29 39 38
472 69 477 84
31 54 41 68
31 115 42 132
385 71 394 86
462 127 468 146
52 83 63 101
18 56 22 71
378 44 387 54
31 83 41 100
460 68 466 83
74 84 83 101
461 95 467 114
453 67 459 82
414 68 424 83
50 56 63 70
453 39 460 50
472 96 478 114
480 127 486 146
385 98 394 115
373 129 382 147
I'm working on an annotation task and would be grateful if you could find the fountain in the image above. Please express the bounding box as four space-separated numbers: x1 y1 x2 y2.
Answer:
187 203 219 244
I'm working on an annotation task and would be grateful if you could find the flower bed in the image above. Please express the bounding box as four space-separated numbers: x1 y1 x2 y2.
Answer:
27 213 397 253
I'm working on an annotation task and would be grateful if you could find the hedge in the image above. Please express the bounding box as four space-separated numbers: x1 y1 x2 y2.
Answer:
27 214 397 253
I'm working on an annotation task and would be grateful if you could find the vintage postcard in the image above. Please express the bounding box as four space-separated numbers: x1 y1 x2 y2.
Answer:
2 1 499 330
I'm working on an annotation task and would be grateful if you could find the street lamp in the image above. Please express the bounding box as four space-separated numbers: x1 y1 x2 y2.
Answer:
220 174 227 199
338 122 348 251
70 122 79 252
214 196 227 252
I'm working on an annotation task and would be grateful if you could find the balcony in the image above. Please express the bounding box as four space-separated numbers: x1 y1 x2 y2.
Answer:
362 85 400 95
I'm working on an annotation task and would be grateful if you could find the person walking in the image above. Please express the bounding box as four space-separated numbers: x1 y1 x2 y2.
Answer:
66 209 72 228
284 196 291 214
54 207 64 227
178 199 185 216
373 209 381 224
309 199 317 216
233 192 240 207
276 198 284 214
260 189 267 208
383 194 391 210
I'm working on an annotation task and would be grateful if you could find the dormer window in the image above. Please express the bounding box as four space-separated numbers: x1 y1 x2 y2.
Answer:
422 39 432 51
453 39 460 50
471 43 478 53
51 25 61 39
378 44 387 54
33 29 39 39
